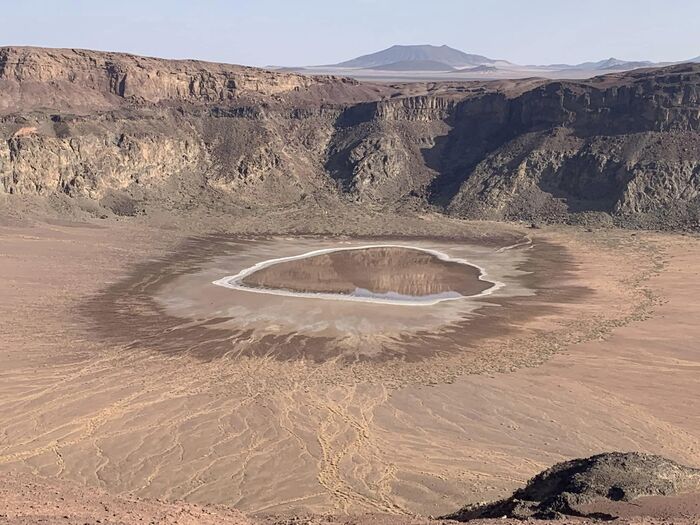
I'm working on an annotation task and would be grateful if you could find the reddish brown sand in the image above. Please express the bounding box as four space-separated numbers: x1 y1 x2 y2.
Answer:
0 472 253 525
0 217 698 520
1 472 697 524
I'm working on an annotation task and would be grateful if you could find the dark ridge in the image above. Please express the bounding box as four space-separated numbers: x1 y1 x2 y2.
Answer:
443 452 700 520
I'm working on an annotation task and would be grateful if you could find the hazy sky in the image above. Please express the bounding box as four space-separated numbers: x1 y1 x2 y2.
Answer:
2 0 699 66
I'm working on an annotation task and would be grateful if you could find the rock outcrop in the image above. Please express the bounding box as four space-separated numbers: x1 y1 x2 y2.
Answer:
2 46 700 229
443 452 700 520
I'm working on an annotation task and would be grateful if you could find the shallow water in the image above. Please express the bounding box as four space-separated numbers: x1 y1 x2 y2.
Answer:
217 245 495 305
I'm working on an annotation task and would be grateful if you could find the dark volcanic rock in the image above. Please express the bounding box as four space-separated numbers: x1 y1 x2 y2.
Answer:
443 452 700 520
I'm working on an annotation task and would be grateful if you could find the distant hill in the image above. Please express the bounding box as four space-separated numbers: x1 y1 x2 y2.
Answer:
589 58 655 70
293 45 696 81
554 57 655 71
332 44 499 70
322 46 664 75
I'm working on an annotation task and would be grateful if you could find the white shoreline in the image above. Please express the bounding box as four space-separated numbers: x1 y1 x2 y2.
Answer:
495 234 533 253
212 244 505 306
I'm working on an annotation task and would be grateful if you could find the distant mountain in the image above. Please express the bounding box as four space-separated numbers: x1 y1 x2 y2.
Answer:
294 45 694 80
556 57 655 71
366 59 456 72
592 58 655 70
331 44 500 69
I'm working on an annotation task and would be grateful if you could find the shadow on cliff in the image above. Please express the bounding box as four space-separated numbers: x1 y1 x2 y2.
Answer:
422 92 524 207
324 103 379 192
420 82 660 215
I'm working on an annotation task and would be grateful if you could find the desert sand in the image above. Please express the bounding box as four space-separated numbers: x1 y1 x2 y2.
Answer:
0 215 698 519
1 469 698 524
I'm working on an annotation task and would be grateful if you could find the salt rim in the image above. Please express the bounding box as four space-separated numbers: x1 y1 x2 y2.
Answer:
212 244 504 306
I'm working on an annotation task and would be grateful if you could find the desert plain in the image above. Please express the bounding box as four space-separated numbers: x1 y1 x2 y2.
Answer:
1 208 698 521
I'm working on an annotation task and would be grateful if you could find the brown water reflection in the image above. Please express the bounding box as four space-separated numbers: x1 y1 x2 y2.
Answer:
240 246 492 299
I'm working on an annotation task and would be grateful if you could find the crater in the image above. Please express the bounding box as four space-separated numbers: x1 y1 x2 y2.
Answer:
84 234 577 363
213 245 497 305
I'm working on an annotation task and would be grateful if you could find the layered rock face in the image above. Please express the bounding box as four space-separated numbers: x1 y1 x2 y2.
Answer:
2 47 699 228
0 46 359 108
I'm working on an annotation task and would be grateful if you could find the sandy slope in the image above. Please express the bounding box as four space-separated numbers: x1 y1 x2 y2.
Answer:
0 214 698 519
1 472 698 524
0 472 252 524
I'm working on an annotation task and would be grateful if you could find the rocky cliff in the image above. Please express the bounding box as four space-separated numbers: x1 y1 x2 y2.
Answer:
2 47 699 229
